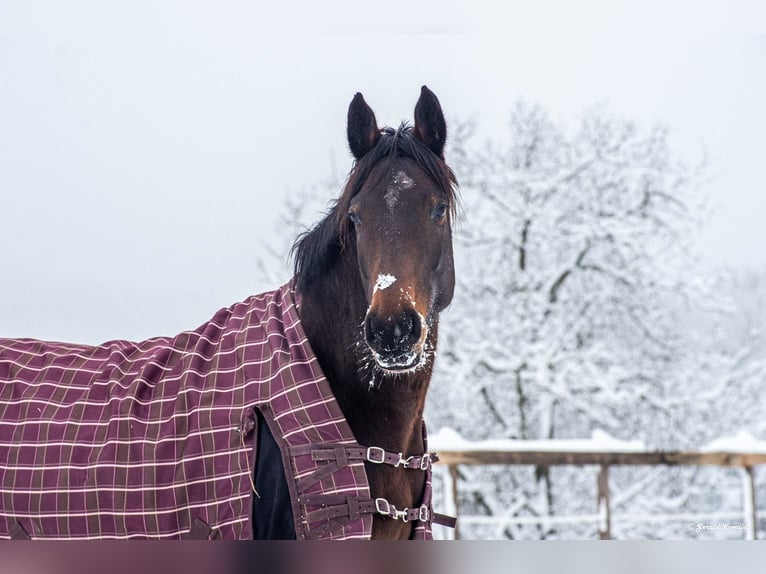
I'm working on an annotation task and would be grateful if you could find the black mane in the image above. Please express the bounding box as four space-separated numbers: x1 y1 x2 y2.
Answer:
292 123 459 293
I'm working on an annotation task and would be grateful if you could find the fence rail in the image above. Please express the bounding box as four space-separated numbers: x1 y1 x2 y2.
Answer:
433 449 765 540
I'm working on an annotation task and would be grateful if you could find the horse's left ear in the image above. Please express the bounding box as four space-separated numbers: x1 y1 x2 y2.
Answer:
413 85 447 158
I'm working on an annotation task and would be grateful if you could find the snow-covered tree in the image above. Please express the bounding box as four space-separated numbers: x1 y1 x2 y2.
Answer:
427 104 766 539
433 103 707 443
258 103 766 539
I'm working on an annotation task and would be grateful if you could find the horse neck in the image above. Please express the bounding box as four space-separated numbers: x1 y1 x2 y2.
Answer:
298 252 434 454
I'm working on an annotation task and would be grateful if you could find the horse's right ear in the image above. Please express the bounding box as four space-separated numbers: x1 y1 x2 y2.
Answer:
347 92 380 160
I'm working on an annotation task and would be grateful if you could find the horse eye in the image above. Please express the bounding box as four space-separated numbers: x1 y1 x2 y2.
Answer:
432 203 449 221
349 211 361 227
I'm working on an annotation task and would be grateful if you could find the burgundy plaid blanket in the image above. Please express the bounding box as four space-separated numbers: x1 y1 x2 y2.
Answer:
0 281 437 540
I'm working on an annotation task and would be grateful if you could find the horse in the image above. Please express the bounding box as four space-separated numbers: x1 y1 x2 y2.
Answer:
0 86 458 540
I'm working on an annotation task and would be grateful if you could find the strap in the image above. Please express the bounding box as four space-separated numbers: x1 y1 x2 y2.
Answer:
294 454 347 494
369 498 432 524
290 443 438 494
433 513 458 529
302 494 431 525
9 521 31 540
290 443 438 471
289 438 457 536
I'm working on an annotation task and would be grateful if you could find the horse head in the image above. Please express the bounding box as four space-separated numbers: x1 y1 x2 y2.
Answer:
340 86 458 374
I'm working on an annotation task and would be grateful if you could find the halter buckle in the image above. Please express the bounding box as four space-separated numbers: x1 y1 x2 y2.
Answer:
375 498 391 516
420 453 432 470
366 446 386 464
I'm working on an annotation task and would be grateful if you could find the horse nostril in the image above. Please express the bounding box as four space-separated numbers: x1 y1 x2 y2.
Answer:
395 312 415 345
364 313 383 348
402 310 421 346
365 310 422 355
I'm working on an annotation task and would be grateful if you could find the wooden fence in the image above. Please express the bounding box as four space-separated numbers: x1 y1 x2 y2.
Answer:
434 449 766 540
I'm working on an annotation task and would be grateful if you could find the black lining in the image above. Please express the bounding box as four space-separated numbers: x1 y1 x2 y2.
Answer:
251 408 296 540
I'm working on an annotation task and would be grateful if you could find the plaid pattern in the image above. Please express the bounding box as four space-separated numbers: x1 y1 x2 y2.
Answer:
0 281 405 540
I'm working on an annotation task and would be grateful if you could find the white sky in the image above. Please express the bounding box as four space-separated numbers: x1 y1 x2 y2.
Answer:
1 2 765 342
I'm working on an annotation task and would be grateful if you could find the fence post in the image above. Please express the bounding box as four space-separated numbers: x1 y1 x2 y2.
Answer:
448 464 460 540
744 466 757 540
597 464 612 540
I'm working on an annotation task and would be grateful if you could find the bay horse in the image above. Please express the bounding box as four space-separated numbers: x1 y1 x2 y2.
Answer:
0 86 457 540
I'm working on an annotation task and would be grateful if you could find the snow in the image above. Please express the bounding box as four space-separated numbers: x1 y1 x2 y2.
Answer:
701 431 766 454
393 170 414 189
374 273 396 293
430 427 766 455
431 427 766 454
429 426 646 453
384 187 399 212
384 171 414 212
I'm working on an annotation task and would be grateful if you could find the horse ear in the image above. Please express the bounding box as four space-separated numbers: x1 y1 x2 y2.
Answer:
413 85 447 158
347 92 380 160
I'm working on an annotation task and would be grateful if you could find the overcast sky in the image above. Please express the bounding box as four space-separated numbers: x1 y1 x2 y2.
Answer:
1 2 765 342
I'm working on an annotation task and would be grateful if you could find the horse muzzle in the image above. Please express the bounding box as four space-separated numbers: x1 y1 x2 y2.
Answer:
364 309 426 372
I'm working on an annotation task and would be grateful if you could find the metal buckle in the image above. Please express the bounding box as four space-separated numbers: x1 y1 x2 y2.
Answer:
375 498 391 516
367 446 386 464
420 453 431 470
418 505 430 522
395 453 414 468
375 498 410 521
394 508 410 522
